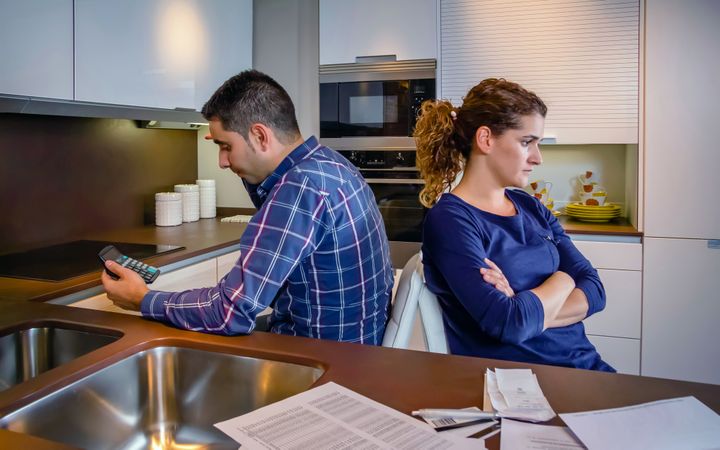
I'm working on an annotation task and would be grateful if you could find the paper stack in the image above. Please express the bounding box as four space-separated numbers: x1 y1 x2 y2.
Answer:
485 368 556 423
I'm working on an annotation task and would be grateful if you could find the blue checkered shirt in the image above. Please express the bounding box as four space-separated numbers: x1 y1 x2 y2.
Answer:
142 136 393 344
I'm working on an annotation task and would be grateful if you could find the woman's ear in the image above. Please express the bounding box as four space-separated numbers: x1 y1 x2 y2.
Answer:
474 126 493 155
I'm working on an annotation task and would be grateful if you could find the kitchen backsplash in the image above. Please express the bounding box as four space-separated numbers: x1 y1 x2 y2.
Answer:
0 114 198 253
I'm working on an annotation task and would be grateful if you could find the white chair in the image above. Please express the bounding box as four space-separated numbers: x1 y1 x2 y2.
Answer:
382 253 448 354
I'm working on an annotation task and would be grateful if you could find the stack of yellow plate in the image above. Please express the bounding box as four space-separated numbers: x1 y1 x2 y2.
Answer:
565 202 622 223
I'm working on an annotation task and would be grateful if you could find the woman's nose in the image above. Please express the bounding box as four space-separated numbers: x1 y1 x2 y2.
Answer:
529 144 543 165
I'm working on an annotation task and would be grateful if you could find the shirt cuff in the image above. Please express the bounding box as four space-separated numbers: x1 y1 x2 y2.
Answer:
512 290 545 342
575 278 601 316
140 290 169 320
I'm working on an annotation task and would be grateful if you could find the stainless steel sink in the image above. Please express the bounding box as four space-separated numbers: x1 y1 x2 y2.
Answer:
0 346 324 449
0 325 121 392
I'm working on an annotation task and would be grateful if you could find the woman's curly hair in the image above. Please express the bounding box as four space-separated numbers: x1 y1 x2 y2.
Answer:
413 78 547 207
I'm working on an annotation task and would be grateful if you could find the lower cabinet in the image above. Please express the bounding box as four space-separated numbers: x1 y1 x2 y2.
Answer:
573 239 642 375
642 237 720 385
71 258 217 315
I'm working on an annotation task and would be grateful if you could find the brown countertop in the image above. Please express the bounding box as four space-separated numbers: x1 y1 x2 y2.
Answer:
0 219 247 303
558 215 641 236
1 301 718 449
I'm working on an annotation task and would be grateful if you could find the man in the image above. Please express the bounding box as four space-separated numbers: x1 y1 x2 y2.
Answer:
102 70 394 344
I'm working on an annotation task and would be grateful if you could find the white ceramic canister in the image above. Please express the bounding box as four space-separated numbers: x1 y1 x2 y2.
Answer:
155 192 183 227
174 184 200 222
196 179 217 218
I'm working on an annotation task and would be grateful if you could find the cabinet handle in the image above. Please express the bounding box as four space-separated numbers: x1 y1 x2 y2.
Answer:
708 240 720 250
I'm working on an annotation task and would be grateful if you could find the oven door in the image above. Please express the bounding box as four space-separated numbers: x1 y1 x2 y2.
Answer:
361 169 426 243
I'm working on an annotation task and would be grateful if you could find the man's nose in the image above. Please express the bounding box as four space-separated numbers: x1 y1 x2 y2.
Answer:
218 153 229 169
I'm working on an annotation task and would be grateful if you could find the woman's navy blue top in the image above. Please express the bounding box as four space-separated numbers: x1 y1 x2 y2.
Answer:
422 189 614 372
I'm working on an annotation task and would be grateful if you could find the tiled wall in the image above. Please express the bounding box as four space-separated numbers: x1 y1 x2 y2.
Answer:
0 114 197 253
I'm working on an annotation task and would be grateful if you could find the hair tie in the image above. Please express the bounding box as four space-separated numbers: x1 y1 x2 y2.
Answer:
450 110 457 121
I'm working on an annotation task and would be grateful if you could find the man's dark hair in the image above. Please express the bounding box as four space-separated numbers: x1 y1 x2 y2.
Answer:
201 70 301 144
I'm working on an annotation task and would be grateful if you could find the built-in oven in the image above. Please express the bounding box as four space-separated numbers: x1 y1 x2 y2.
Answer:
339 149 426 243
320 58 436 151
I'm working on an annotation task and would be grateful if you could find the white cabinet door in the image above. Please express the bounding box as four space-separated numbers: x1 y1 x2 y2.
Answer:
440 0 639 144
644 0 720 239
191 0 252 111
75 0 252 110
71 258 217 315
319 0 437 65
0 0 73 99
642 237 720 384
584 269 641 339
216 250 241 282
587 335 640 375
573 240 642 271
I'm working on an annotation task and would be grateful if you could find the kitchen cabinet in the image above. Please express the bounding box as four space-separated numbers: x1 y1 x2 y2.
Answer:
574 239 642 375
642 238 720 385
74 0 252 111
216 250 241 281
319 0 437 65
71 258 217 315
0 0 74 100
439 0 639 144
641 0 720 384
644 0 720 239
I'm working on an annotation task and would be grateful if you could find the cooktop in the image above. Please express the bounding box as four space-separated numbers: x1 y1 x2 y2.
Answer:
0 240 184 282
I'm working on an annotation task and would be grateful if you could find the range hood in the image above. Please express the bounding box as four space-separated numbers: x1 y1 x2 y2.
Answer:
0 93 205 126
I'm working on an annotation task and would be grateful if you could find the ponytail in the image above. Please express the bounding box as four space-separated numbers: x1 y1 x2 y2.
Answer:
414 100 466 208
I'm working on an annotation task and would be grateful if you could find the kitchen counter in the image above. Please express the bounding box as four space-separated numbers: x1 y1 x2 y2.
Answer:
0 301 718 449
0 215 641 304
558 215 641 236
0 219 247 303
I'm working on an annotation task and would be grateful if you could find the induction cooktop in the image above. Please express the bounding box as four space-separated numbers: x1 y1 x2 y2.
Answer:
0 240 184 282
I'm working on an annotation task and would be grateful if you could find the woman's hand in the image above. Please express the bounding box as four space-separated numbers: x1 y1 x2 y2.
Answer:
480 258 515 297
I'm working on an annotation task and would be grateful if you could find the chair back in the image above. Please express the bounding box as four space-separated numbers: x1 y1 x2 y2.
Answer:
382 253 448 354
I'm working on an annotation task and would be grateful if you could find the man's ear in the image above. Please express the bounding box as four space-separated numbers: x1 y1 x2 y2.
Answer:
248 123 273 152
474 126 493 155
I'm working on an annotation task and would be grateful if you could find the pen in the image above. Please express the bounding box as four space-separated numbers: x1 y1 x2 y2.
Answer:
411 409 501 420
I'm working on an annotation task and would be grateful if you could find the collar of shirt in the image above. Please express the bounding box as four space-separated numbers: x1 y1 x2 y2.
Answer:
252 135 321 206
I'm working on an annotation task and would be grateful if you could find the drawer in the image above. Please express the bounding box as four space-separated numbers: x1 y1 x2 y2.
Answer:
572 240 642 270
217 250 241 282
586 335 640 375
583 269 641 339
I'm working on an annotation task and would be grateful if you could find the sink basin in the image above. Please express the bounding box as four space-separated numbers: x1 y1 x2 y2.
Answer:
0 325 121 392
0 346 324 449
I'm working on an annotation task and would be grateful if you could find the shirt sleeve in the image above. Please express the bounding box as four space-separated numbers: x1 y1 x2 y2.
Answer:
423 206 545 345
544 208 606 318
141 173 329 335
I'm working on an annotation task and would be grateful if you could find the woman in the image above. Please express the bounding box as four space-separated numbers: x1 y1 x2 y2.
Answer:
415 78 614 372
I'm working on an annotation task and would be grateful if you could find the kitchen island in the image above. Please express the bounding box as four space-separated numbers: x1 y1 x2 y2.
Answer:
1 300 718 449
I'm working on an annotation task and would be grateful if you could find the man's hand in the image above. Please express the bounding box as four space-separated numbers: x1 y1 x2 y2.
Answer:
480 258 515 297
100 260 149 311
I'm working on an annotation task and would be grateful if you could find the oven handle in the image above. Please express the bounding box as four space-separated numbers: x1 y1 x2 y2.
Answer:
365 179 425 185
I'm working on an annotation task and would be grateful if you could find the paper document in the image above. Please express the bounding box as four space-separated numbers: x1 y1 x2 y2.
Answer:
486 369 556 422
215 381 478 449
560 396 720 450
500 419 585 450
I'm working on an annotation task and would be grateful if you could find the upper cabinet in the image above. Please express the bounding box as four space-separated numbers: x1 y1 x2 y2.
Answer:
644 0 720 239
75 0 252 111
439 0 640 144
319 0 437 65
0 0 74 100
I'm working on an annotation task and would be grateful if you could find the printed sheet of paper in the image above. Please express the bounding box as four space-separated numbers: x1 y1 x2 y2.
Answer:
215 381 478 449
499 419 585 450
486 369 556 422
560 396 720 450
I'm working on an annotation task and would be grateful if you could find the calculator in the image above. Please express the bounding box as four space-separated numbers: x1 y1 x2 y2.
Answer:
98 245 160 284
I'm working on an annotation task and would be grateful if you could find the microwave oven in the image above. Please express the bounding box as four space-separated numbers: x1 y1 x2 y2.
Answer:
319 58 436 150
